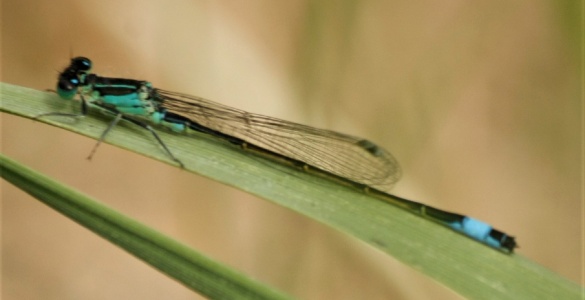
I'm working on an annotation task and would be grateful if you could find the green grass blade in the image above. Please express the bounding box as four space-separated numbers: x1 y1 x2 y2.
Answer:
1 82 583 299
0 153 292 300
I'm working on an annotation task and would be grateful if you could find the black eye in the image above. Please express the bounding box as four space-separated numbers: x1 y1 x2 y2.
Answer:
57 69 80 91
56 70 81 99
70 57 92 71
58 76 79 91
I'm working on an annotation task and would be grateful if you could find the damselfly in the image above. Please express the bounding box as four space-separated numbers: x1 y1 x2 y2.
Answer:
39 57 517 253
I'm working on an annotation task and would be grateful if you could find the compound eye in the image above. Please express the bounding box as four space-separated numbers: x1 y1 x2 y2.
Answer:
58 76 79 90
56 71 80 99
70 57 92 71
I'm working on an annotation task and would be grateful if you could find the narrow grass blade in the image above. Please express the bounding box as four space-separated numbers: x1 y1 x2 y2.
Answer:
0 153 292 299
1 82 582 299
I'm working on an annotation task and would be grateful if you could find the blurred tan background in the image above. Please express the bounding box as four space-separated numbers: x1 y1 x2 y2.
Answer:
1 1 582 299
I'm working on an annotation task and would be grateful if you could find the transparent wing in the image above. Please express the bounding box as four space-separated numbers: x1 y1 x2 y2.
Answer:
156 89 401 189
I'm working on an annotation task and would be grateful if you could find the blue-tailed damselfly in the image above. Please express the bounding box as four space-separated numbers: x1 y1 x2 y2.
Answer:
39 57 517 253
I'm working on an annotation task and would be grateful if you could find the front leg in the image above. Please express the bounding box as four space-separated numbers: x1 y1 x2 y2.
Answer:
35 93 90 120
